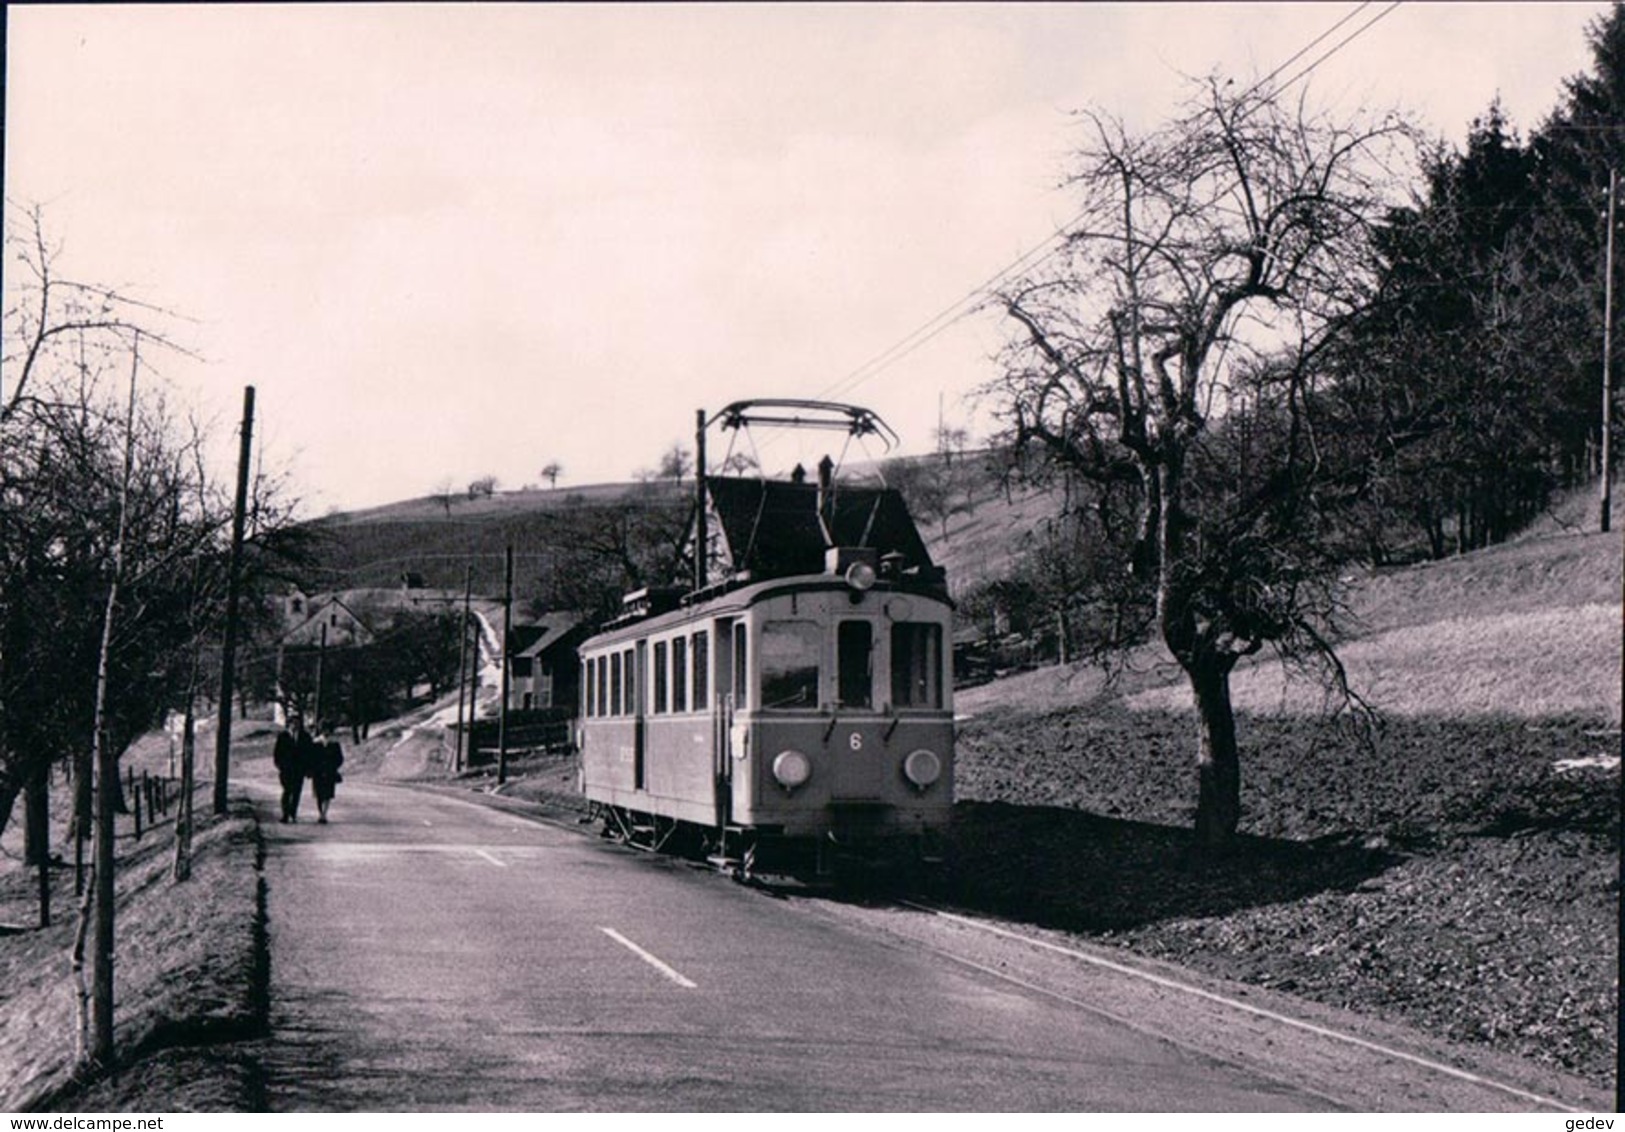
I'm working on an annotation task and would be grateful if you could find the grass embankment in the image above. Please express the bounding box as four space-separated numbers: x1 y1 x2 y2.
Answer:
952 508 1620 1088
0 730 270 1112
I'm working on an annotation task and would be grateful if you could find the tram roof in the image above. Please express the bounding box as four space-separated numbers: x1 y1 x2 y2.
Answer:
704 475 933 580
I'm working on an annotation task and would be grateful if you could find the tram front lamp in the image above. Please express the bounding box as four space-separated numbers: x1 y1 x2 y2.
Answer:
902 748 942 791
772 749 813 792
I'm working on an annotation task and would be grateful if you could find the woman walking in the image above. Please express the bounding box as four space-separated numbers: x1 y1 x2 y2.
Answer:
311 722 345 824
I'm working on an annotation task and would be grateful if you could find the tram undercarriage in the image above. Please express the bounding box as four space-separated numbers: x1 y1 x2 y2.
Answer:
588 801 948 888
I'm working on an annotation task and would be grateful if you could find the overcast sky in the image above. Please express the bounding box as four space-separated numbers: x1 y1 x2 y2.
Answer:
5 3 1608 513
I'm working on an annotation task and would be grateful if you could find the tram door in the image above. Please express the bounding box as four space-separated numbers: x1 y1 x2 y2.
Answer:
713 617 740 825
633 640 647 790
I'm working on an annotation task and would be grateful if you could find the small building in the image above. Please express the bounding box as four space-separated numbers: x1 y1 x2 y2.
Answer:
506 612 589 712
280 593 375 649
272 594 378 724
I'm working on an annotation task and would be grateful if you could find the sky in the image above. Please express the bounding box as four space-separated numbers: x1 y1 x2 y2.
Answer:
4 2 1610 513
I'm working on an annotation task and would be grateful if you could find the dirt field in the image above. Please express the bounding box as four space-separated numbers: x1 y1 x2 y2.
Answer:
949 699 1618 1088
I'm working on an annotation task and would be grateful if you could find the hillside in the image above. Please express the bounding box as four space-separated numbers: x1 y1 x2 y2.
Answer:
302 480 687 599
1120 487 1622 722
302 461 1619 668
326 480 653 527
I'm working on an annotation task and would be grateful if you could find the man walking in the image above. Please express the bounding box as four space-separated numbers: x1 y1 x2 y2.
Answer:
274 716 311 822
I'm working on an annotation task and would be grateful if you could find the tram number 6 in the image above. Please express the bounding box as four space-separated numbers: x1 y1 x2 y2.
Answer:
848 732 863 752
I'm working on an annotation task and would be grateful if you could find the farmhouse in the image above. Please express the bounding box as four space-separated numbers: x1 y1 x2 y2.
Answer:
506 612 588 712
280 592 375 649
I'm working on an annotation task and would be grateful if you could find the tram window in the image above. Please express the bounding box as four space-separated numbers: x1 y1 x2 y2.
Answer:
583 659 594 718
692 631 709 711
623 648 636 715
891 623 942 709
672 636 688 712
596 655 609 717
732 623 748 707
837 621 873 708
610 652 623 716
653 640 669 713
761 621 820 710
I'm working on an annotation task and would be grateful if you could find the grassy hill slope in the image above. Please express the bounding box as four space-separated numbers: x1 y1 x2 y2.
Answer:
1124 489 1622 722
302 480 684 598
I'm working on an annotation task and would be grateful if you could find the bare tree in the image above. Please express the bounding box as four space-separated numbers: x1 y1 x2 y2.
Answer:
719 452 759 476
429 477 457 517
2 203 192 426
991 79 1413 851
540 460 564 489
1 203 310 1069
540 489 691 621
654 443 693 482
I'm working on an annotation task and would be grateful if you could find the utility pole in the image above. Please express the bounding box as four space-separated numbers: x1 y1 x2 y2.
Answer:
497 544 513 785
29 766 49 927
466 620 481 767
313 622 328 727
454 564 472 773
213 386 255 815
1602 168 1617 534
694 408 707 591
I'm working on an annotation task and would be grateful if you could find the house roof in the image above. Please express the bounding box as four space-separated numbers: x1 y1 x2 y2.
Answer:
511 611 588 659
279 594 375 646
704 475 933 580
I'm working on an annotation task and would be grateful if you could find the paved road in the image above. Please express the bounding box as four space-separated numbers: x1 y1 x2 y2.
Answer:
252 777 1333 1112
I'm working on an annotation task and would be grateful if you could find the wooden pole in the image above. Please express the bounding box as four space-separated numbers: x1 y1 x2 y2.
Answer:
695 408 707 591
213 385 255 814
174 697 196 881
314 621 328 727
454 564 472 773
29 767 49 928
466 622 481 766
497 545 513 784
1602 168 1616 533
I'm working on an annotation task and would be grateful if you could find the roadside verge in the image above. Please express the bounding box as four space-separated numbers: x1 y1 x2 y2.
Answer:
6 801 268 1113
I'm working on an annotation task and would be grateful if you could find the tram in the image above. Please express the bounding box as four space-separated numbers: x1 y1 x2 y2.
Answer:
577 400 954 878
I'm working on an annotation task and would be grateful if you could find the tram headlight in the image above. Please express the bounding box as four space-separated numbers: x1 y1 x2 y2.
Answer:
772 749 812 792
902 748 942 791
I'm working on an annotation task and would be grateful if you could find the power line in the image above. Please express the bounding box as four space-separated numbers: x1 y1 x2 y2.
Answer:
1273 1 1402 92
1238 2 1373 102
815 209 1094 405
805 2 1403 412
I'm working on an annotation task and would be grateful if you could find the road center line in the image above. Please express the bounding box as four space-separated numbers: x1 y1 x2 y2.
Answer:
598 927 697 989
474 849 508 868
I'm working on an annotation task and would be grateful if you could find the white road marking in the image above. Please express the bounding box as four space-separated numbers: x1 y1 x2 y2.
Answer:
598 927 697 989
905 902 1577 1113
422 820 433 826
474 849 507 868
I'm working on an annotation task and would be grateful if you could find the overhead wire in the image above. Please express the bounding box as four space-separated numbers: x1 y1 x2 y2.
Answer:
797 1 1404 416
1272 2 1402 92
